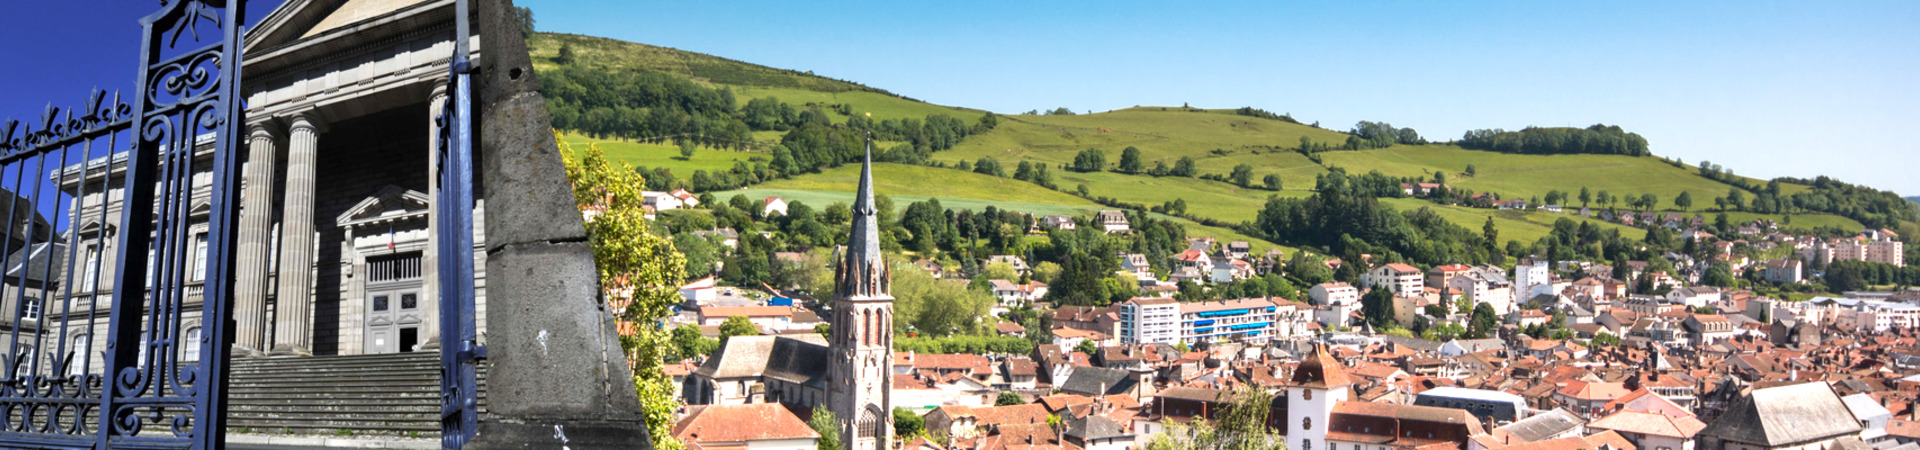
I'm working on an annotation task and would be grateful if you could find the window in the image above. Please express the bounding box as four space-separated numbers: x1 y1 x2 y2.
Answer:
81 247 100 292
1302 417 1311 430
401 293 417 310
21 297 41 321
373 295 389 312
68 335 90 376
192 233 208 281
182 327 201 361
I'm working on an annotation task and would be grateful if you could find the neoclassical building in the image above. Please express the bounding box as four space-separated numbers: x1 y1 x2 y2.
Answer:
47 0 487 371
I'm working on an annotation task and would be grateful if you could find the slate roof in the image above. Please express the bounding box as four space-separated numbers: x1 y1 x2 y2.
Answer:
1059 367 1137 397
695 336 778 379
1698 382 1864 447
763 336 831 389
1066 414 1129 441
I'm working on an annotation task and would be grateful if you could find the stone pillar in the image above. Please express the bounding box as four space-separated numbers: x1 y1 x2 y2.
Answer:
421 82 448 350
270 112 322 357
234 122 281 357
466 0 653 447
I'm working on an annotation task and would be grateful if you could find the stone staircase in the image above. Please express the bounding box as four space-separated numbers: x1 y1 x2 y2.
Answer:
226 352 488 436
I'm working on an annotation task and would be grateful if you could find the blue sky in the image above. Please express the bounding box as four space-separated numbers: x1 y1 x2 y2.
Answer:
3 1 1913 195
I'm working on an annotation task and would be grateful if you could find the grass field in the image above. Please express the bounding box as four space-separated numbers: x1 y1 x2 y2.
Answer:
563 132 768 173
940 108 1345 191
712 164 1298 252
1321 145 1744 212
1054 171 1311 223
1380 198 1647 244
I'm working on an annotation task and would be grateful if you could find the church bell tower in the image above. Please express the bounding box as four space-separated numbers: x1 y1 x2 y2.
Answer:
829 136 894 450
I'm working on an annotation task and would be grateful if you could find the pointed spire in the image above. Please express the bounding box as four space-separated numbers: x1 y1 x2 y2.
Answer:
837 133 888 299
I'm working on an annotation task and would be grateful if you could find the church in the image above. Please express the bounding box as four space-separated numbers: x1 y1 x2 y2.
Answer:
684 140 897 450
41 0 487 374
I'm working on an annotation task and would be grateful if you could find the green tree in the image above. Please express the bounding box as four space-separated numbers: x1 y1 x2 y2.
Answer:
1230 164 1255 187
1591 331 1622 347
1702 262 1736 287
982 261 1019 281
1469 303 1498 338
1031 261 1063 283
1172 156 1197 177
894 408 926 439
1465 164 1477 177
1361 287 1397 328
555 42 576 65
1727 188 1746 210
1263 174 1282 191
1073 148 1107 172
514 6 536 40
1579 187 1591 207
808 409 841 450
559 134 689 449
1641 193 1658 211
1675 191 1693 208
719 316 759 347
974 157 1005 177
672 233 720 277
1482 217 1499 251
1075 339 1098 356
1118 146 1145 173
996 392 1027 406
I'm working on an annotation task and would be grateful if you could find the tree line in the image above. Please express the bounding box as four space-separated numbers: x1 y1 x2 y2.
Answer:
1458 124 1650 156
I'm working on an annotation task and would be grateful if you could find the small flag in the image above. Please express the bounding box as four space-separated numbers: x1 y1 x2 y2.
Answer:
388 225 395 250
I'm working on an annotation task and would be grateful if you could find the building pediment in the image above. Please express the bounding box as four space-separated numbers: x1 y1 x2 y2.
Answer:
337 185 429 229
246 0 436 53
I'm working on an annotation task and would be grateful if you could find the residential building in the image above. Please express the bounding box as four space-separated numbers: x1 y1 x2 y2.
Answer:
1414 387 1530 424
1429 264 1476 289
762 196 789 217
1119 298 1180 345
1043 215 1077 231
1310 282 1361 307
1364 263 1426 296
1098 210 1130 233
1761 258 1803 284
1516 259 1552 297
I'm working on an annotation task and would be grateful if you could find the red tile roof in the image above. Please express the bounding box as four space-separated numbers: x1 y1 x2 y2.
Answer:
673 404 820 443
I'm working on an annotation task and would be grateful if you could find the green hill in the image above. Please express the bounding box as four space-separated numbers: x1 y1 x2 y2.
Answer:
535 32 1884 254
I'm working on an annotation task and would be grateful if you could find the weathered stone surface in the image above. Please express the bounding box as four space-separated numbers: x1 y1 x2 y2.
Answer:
476 94 585 250
478 241 642 417
468 0 653 447
467 418 652 450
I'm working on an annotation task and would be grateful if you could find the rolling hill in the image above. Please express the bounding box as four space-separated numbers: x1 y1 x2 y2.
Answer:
530 32 1889 254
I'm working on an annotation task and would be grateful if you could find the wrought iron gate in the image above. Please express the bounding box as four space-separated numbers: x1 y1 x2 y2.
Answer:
0 0 249 448
437 0 485 447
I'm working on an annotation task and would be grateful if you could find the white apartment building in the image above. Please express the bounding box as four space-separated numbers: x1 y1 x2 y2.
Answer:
1119 297 1180 344
1362 263 1425 296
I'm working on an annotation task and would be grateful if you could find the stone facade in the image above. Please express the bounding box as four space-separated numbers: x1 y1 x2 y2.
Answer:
45 0 488 367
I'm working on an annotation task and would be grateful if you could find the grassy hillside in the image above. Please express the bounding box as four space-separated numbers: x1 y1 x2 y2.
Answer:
942 107 1346 190
1321 145 1740 211
536 32 1878 255
527 33 983 126
712 163 1297 254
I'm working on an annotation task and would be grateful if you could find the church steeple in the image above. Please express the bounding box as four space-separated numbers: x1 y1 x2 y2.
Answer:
828 131 894 450
837 135 888 298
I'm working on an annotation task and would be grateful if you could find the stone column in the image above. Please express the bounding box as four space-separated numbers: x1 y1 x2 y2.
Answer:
234 122 281 357
270 112 322 357
467 0 653 447
420 82 448 350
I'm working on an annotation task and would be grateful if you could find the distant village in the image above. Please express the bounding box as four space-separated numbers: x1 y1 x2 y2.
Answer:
642 177 1920 450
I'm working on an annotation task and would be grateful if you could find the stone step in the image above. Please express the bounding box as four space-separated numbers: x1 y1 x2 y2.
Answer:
226 419 440 432
223 352 488 436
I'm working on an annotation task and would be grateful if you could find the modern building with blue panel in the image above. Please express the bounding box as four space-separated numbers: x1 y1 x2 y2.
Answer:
1122 297 1294 346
